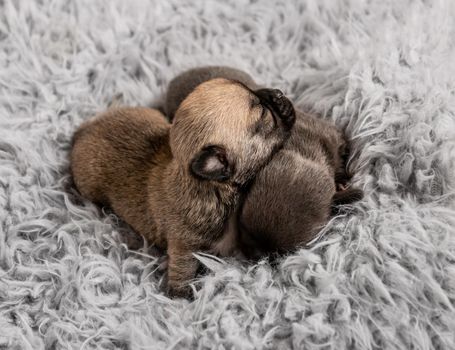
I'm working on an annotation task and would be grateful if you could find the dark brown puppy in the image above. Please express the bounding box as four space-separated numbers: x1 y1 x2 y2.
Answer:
71 78 295 297
164 66 363 260
165 66 259 120
239 112 363 259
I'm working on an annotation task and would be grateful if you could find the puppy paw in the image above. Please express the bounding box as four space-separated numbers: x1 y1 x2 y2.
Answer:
255 88 296 128
331 188 364 214
166 282 193 300
160 269 193 299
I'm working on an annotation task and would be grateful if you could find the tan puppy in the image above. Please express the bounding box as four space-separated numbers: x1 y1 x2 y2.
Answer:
71 78 295 297
165 67 363 260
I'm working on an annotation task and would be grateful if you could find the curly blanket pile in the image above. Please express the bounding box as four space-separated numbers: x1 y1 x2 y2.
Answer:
1 0 454 349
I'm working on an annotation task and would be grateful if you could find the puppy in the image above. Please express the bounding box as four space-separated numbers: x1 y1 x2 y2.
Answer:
164 67 363 260
239 112 363 259
71 78 295 297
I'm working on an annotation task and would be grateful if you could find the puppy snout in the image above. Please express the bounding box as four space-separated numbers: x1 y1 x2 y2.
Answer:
269 89 284 100
255 88 281 99
255 88 283 105
255 88 296 129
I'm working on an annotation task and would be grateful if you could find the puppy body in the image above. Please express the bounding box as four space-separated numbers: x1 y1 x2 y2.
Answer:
239 112 357 258
71 78 295 296
165 67 362 259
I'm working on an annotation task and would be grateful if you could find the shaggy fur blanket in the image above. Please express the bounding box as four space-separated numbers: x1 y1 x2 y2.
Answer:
1 0 454 349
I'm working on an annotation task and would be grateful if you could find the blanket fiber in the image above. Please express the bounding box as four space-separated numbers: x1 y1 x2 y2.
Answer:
1 0 455 349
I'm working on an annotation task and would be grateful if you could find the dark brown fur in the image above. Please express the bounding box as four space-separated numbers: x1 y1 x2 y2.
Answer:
165 66 259 120
239 112 363 259
71 78 295 297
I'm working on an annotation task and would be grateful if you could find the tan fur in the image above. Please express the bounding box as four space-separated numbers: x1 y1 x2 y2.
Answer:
211 209 239 256
71 78 294 297
72 107 170 247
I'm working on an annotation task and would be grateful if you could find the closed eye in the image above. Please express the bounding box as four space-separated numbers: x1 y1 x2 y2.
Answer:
260 104 277 126
259 105 267 119
249 104 275 135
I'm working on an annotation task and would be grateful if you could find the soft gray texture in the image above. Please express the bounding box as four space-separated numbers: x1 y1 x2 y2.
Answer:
1 0 455 349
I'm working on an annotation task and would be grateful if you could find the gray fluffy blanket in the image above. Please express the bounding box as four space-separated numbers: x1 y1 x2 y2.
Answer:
1 0 455 349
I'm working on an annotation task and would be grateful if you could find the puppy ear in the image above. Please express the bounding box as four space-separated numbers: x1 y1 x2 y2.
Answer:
190 146 232 181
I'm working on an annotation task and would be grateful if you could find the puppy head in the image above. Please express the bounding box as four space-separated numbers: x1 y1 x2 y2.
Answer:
170 78 295 185
238 154 336 260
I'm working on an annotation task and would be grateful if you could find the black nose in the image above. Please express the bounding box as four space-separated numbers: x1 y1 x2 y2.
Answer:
254 88 296 130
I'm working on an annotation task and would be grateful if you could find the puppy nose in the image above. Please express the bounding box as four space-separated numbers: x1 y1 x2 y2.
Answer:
255 88 296 129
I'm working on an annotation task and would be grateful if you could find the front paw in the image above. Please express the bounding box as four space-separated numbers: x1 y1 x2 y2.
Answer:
331 188 364 215
160 270 193 299
166 281 193 299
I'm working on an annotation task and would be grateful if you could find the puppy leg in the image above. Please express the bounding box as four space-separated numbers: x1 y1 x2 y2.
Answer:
332 136 363 214
334 137 350 186
166 238 201 298
331 188 364 214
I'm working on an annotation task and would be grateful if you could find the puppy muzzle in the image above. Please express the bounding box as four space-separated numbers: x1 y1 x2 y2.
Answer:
255 88 296 130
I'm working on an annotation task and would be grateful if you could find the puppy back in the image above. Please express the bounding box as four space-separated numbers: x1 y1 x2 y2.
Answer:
71 107 170 204
287 112 345 173
240 150 335 252
165 66 258 120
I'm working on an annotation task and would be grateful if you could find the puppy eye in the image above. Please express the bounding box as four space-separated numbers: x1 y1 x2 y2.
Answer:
260 105 277 127
250 97 261 108
250 104 275 135
259 105 267 119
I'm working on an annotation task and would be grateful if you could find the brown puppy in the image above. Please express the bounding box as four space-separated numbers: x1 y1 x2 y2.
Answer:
71 78 295 297
164 67 363 260
239 112 363 259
